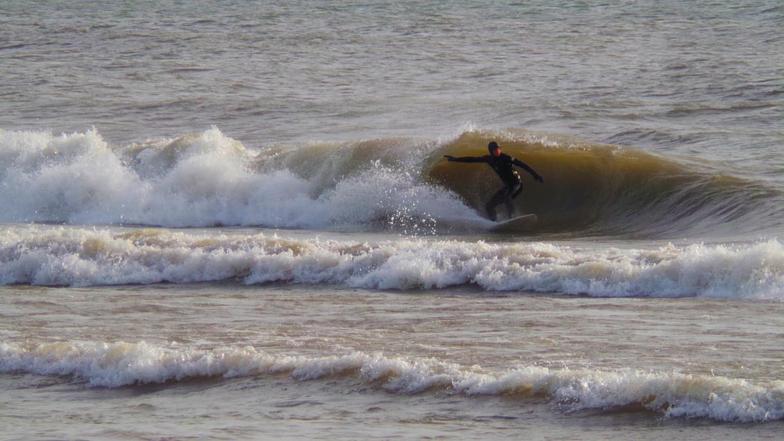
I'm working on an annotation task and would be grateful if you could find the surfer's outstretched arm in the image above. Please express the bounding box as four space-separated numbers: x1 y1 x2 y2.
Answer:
444 155 488 163
512 158 544 182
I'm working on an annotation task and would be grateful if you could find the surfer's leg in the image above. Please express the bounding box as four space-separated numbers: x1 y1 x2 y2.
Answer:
510 182 523 199
486 188 507 221
504 183 522 218
504 196 514 219
485 201 497 222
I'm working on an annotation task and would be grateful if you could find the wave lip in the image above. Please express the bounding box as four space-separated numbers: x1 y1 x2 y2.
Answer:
1 340 782 423
2 226 784 300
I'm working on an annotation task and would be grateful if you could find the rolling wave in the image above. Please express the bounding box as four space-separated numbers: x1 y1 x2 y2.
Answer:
2 225 783 299
2 340 782 423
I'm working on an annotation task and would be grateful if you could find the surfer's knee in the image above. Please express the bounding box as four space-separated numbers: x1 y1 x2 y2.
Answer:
511 183 523 199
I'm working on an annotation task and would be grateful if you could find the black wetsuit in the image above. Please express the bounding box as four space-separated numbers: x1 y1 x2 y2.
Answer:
448 153 542 221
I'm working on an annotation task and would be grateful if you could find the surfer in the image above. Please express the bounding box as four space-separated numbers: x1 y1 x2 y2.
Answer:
444 141 543 221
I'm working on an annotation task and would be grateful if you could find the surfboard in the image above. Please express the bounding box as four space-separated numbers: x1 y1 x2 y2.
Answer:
489 214 538 233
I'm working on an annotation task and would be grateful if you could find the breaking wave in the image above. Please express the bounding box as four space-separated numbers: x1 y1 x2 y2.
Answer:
1 127 781 238
0 127 479 234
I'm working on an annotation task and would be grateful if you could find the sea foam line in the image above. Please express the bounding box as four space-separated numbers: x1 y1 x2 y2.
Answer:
2 226 784 299
1 340 782 423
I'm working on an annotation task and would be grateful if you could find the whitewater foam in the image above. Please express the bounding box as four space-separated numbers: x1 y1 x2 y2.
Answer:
2 225 783 299
1 340 781 422
0 128 481 231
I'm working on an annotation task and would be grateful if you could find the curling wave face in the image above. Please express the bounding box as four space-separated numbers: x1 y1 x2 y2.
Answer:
1 340 782 423
431 131 783 237
2 225 783 299
1 127 781 237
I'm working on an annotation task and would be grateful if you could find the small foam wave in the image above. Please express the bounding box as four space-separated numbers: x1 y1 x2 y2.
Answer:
1 340 782 422
2 225 783 299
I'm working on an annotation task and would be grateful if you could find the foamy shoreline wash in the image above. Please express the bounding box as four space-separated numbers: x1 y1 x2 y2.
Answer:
1 225 783 299
1 340 782 423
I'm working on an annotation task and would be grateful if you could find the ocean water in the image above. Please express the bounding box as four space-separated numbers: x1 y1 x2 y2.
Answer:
1 1 783 439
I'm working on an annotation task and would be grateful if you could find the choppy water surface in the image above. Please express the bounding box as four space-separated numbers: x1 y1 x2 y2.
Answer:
1 1 781 156
1 1 783 439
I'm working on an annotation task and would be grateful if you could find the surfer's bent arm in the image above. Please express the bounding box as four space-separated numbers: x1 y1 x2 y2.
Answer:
444 155 488 163
512 159 544 182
